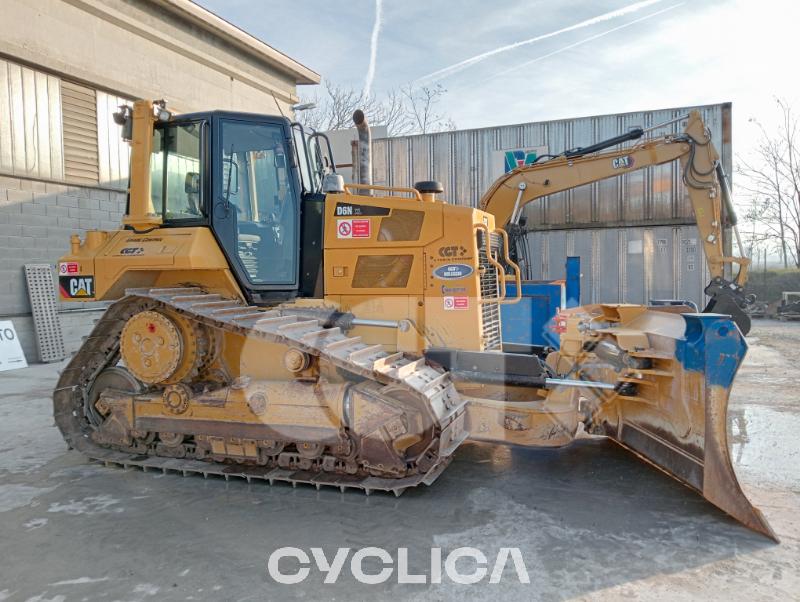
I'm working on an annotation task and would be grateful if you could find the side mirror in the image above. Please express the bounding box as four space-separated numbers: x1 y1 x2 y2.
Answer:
184 172 200 195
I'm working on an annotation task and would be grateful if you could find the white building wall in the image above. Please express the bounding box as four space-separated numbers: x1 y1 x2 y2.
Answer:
0 0 319 361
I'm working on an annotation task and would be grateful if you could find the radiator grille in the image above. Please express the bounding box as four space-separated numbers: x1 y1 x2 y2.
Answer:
352 255 413 288
378 209 424 241
477 230 502 351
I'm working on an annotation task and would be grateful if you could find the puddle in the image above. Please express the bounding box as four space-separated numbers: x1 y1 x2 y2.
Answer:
0 484 57 512
730 406 800 490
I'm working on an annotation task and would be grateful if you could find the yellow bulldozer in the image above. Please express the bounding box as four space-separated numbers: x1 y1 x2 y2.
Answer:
53 100 774 540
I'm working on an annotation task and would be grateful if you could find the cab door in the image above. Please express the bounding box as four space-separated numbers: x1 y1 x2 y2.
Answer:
211 115 302 295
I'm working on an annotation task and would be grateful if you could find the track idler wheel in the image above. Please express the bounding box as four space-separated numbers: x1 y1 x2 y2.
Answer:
86 366 142 426
120 310 207 385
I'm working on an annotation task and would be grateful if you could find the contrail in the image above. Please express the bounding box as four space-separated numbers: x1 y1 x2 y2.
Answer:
414 0 665 85
363 0 384 99
487 3 684 83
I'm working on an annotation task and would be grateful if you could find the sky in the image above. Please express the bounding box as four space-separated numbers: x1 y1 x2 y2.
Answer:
196 0 798 158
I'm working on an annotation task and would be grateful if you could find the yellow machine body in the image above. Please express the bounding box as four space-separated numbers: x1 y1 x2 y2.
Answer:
53 100 774 540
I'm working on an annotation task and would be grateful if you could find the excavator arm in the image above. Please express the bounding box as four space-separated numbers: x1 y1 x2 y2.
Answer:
480 111 753 333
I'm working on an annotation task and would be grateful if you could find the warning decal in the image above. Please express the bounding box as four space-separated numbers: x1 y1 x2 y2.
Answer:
58 262 79 275
337 218 371 239
443 296 469 311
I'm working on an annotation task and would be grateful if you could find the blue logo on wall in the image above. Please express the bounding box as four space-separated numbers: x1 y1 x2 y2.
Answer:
504 150 539 173
433 264 474 280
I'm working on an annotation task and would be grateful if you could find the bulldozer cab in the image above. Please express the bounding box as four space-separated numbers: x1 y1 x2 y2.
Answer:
144 111 328 302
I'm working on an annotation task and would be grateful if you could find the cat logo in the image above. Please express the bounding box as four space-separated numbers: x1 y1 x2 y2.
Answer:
59 276 95 299
612 155 634 169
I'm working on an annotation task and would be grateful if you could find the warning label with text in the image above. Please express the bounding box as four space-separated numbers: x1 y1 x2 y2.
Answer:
337 219 371 239
443 296 469 311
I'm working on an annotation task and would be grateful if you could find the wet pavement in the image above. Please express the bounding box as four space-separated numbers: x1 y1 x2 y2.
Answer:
0 320 798 601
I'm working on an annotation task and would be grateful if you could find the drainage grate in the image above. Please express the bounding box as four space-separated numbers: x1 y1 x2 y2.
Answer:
24 264 66 362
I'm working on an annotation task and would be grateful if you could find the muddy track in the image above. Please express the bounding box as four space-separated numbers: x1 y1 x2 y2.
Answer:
53 287 469 496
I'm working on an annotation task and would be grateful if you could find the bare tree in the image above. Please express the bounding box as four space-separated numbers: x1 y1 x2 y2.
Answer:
737 99 800 267
296 80 455 137
297 80 385 132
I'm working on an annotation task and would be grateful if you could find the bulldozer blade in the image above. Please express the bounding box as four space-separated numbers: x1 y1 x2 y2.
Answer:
598 313 777 541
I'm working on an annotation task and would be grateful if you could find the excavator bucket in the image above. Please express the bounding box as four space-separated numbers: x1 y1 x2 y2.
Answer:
589 311 776 540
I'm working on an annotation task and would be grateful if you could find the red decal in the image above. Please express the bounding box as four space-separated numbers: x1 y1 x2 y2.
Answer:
443 296 469 311
337 219 371 239
59 262 79 275
351 219 370 238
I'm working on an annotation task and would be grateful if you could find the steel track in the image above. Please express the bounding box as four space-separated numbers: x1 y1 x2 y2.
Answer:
53 287 469 496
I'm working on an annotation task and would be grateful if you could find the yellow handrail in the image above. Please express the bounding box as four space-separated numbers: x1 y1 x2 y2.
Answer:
474 224 522 305
496 228 522 305
343 183 424 202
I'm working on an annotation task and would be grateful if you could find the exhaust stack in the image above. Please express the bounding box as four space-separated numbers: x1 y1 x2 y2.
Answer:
353 109 372 195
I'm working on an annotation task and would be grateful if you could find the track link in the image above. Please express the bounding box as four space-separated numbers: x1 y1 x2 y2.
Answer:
54 287 469 496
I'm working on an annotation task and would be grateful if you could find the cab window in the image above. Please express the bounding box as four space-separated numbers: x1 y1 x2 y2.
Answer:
220 120 298 285
150 122 204 221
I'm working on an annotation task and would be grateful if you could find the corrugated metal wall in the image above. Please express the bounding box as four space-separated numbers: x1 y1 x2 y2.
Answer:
96 91 131 189
373 103 731 223
0 58 64 180
0 57 132 189
372 103 732 307
526 225 710 306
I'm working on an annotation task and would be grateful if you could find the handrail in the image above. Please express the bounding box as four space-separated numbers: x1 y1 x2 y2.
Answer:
496 227 522 305
475 223 507 303
343 183 424 202
474 224 522 305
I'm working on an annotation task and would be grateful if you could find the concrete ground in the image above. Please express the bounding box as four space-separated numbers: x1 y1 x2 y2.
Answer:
0 321 798 601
